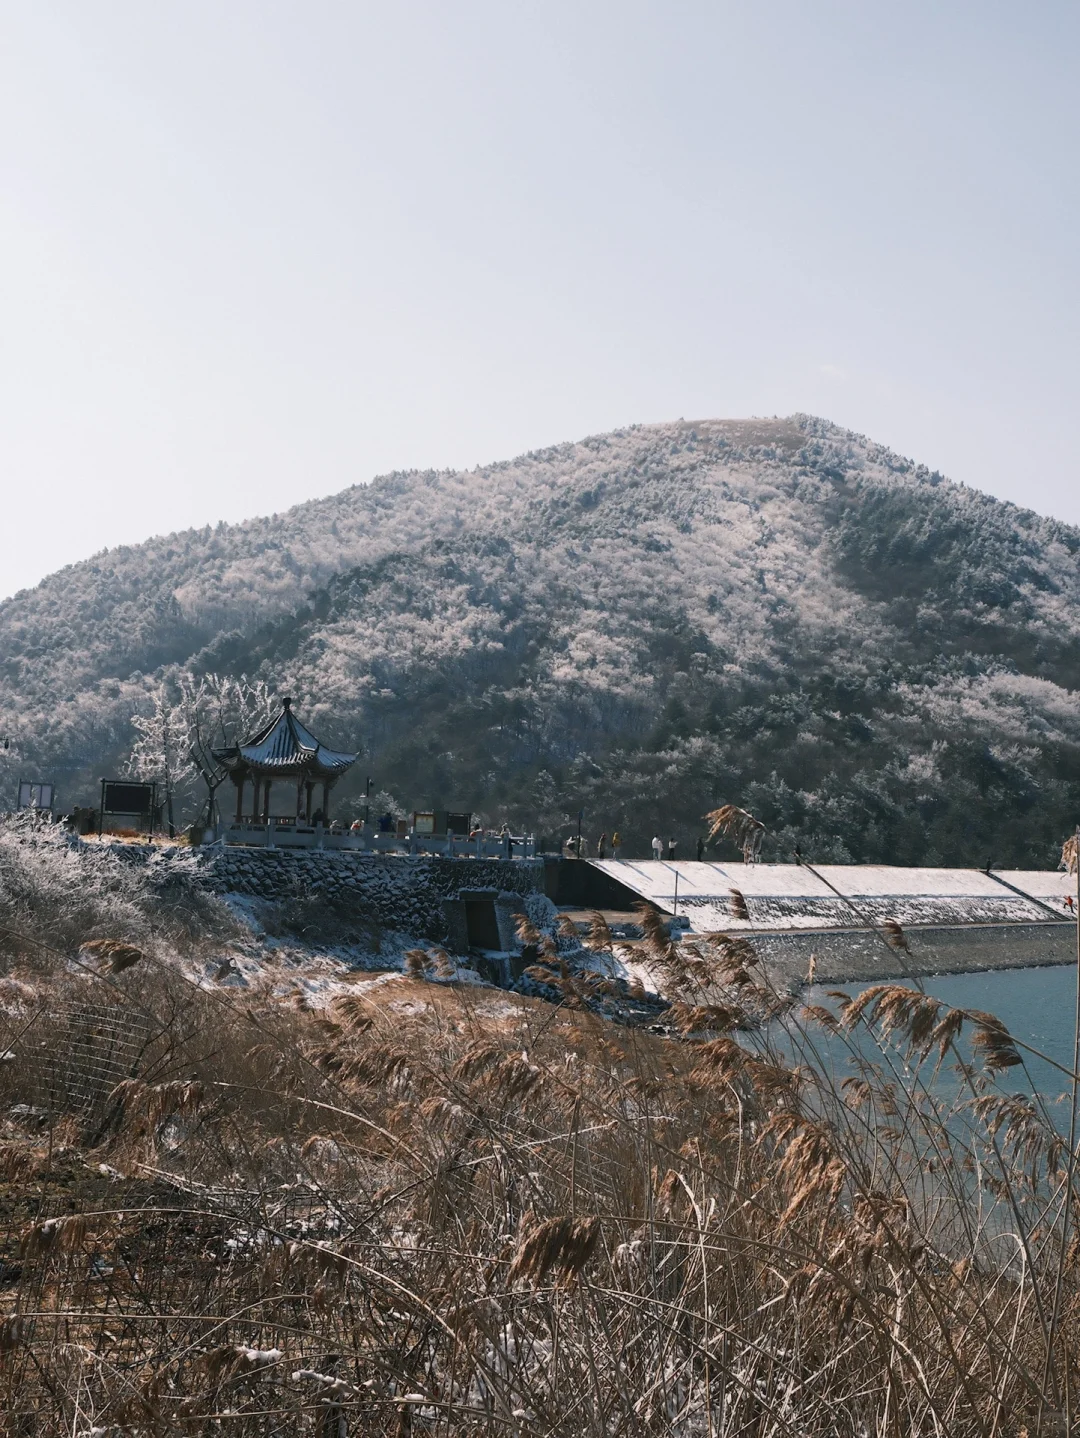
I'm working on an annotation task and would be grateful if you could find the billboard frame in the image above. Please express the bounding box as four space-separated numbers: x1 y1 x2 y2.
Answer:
17 780 55 813
98 779 158 840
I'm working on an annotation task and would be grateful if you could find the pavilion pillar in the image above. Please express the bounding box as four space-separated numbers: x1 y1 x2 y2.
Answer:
322 782 331 823
234 777 244 823
305 781 313 824
296 776 305 821
262 780 271 823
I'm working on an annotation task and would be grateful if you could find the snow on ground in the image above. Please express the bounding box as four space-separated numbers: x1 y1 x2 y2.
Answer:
191 893 492 1008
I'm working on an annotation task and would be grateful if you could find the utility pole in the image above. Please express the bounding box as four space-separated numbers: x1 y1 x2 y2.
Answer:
576 808 584 859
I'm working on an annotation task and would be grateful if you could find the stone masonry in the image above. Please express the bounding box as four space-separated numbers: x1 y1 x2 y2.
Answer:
177 846 545 947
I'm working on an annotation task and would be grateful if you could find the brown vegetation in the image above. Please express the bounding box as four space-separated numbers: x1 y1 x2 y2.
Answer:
0 912 1076 1436
1 828 1080 1432
704 805 766 864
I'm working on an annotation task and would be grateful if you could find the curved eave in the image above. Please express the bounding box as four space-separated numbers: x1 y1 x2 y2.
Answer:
212 746 356 780
212 702 356 781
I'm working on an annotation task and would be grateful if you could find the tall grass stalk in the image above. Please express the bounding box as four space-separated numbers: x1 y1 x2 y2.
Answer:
1042 826 1080 1426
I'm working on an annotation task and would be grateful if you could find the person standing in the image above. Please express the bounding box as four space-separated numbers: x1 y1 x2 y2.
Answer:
667 837 677 860
651 835 663 860
612 831 622 860
597 832 607 859
696 835 705 862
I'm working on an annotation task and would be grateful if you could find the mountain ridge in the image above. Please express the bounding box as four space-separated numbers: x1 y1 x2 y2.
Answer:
3 413 1080 865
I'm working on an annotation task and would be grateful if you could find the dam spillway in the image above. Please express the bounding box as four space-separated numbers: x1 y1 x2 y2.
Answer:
584 860 1074 931
570 860 1078 985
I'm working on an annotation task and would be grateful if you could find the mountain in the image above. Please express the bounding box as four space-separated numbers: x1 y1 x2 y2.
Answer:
3 414 1080 865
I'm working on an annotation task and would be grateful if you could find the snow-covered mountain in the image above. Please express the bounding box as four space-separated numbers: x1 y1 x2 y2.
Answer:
3 414 1080 864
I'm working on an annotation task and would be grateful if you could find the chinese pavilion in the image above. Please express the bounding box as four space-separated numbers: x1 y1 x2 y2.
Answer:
213 697 357 826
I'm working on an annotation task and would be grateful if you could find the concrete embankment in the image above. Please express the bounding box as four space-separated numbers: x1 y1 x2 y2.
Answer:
574 859 1078 987
191 852 1076 986
752 922 1075 989
97 843 1078 990
196 848 546 951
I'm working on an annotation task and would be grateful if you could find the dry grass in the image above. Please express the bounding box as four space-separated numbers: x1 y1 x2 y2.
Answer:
1 887 1080 1430
704 805 765 863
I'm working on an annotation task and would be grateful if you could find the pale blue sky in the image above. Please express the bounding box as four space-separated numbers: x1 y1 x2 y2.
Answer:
2 1 1077 599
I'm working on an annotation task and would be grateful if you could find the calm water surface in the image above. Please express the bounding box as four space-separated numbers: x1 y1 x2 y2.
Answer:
805 964 1080 1107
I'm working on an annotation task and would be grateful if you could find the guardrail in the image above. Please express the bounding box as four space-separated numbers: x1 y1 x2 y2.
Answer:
212 821 537 860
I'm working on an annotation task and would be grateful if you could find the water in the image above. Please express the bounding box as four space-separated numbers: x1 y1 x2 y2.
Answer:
806 963 1080 1109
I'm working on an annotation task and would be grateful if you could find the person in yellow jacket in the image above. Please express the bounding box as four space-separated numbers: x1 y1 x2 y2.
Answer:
611 831 622 859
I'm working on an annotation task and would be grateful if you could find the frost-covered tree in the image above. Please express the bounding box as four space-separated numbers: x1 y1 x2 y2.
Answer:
189 675 276 758
125 685 188 836
185 674 276 826
0 733 25 813
125 674 276 832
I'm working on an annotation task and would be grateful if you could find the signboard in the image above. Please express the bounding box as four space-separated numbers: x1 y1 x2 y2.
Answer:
102 782 155 817
99 779 157 836
17 781 54 811
412 810 472 836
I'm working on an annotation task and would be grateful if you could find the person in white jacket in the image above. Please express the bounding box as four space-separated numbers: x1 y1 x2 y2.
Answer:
651 835 663 860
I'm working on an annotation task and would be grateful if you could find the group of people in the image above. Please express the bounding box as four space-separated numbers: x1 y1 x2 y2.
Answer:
566 831 709 861
565 831 623 859
655 835 708 861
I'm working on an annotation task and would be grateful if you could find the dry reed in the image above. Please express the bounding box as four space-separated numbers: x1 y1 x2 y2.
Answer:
0 888 1079 1433
704 803 766 862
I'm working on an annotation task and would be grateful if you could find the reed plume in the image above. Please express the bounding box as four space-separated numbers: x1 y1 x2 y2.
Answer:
729 887 751 922
509 1214 601 1287
883 918 910 952
428 947 456 978
585 910 614 951
513 913 543 947
704 803 766 861
79 937 145 973
403 948 429 978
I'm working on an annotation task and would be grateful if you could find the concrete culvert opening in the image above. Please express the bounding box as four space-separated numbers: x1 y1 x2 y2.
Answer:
464 897 501 951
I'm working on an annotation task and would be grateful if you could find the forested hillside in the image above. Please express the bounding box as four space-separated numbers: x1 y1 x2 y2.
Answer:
3 414 1080 865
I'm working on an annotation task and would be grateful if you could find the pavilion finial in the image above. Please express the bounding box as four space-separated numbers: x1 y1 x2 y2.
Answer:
282 696 292 710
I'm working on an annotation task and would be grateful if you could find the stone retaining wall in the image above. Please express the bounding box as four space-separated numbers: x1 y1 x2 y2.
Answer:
142 845 546 946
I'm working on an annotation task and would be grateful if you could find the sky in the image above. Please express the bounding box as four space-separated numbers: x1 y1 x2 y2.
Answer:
1 1 1078 600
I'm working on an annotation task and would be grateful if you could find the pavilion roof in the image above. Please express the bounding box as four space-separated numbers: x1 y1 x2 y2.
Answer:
214 698 356 780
